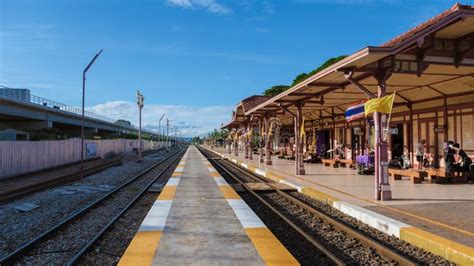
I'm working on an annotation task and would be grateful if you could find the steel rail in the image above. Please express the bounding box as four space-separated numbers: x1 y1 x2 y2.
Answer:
66 148 185 265
0 158 122 203
204 148 417 266
0 148 186 265
197 147 345 266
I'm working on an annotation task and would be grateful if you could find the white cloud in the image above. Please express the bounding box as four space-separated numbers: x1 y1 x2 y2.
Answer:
166 0 231 14
86 101 233 137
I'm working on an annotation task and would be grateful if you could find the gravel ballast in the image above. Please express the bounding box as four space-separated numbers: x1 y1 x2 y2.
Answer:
0 148 179 260
9 150 183 264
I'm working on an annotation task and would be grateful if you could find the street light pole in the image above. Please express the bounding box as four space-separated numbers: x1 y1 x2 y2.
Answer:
136 90 144 162
166 118 170 152
159 113 165 142
80 49 103 179
174 127 177 148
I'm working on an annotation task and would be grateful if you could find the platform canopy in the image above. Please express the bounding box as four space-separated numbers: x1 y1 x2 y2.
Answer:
243 3 474 127
222 95 271 129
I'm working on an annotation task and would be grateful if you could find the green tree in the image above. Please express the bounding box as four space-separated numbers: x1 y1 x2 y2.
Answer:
263 85 290 97
261 55 347 97
291 55 347 86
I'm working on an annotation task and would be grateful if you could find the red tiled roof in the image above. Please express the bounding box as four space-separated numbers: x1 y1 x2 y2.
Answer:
240 95 271 113
381 3 474 47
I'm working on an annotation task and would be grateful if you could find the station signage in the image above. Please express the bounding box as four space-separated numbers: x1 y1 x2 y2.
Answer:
434 125 445 133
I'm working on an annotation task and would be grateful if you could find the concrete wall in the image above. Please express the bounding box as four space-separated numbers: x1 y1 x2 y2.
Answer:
0 138 165 179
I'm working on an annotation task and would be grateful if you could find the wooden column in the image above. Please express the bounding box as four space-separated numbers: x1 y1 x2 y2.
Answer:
244 123 249 159
295 103 305 175
233 132 238 156
259 117 265 163
265 116 272 165
248 123 253 160
408 107 413 164
374 69 391 201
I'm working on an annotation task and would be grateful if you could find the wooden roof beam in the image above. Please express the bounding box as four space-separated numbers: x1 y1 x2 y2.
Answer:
277 102 296 118
344 70 377 99
426 85 447 97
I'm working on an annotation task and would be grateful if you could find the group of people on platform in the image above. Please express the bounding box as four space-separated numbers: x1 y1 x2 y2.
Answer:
415 139 473 174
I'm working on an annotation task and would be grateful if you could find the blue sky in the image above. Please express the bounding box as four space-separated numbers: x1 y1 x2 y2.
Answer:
0 0 468 136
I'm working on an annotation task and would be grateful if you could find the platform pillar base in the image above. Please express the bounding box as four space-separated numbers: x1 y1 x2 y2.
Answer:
298 168 305 175
380 184 392 201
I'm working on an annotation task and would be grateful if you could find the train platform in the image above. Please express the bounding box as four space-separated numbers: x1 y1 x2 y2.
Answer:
119 146 298 265
207 146 474 265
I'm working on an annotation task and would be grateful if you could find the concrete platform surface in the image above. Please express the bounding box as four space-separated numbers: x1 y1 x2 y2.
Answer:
119 146 298 266
209 146 474 265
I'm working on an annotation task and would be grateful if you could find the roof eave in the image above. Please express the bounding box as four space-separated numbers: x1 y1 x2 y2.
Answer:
244 47 391 115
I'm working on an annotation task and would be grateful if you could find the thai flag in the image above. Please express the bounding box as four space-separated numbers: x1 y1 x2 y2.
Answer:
345 100 366 122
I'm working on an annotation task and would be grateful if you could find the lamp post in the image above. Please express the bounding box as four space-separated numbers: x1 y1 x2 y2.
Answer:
80 49 103 179
158 113 166 142
166 118 170 152
136 90 144 162
174 127 177 148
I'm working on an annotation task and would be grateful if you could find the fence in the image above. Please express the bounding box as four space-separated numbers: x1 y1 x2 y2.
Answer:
0 138 165 179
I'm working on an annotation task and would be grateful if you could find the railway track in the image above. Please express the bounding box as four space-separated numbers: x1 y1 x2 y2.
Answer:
198 146 418 266
0 148 186 265
0 157 122 203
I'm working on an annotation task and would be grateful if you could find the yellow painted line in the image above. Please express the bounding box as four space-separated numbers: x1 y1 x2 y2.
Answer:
400 227 474 266
172 172 182 177
210 171 222 177
266 172 281 182
158 186 177 200
219 185 241 199
245 228 299 266
119 231 162 266
301 187 340 205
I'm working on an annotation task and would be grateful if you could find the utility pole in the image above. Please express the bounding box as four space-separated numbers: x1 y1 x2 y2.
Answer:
174 127 177 148
80 49 103 179
166 118 170 152
136 90 144 162
158 113 165 142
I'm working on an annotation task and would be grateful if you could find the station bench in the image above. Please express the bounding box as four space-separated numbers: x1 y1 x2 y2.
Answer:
339 159 354 168
321 159 353 168
388 168 427 184
321 159 340 168
426 168 471 184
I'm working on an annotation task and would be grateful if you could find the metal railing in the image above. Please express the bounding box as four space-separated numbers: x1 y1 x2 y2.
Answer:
0 89 138 130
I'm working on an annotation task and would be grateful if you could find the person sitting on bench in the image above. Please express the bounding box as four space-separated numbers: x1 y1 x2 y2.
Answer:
444 141 456 174
416 139 426 169
453 143 472 173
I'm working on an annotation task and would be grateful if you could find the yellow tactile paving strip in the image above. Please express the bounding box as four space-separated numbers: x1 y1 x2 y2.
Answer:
157 186 177 200
118 231 162 266
246 228 299 266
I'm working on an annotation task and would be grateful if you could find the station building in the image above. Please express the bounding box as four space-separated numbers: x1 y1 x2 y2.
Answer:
222 3 474 199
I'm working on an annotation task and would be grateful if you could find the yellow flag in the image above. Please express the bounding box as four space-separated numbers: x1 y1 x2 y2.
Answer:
268 121 274 137
364 93 395 116
300 117 305 137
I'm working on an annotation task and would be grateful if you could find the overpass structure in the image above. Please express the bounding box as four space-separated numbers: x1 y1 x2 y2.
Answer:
0 86 157 139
